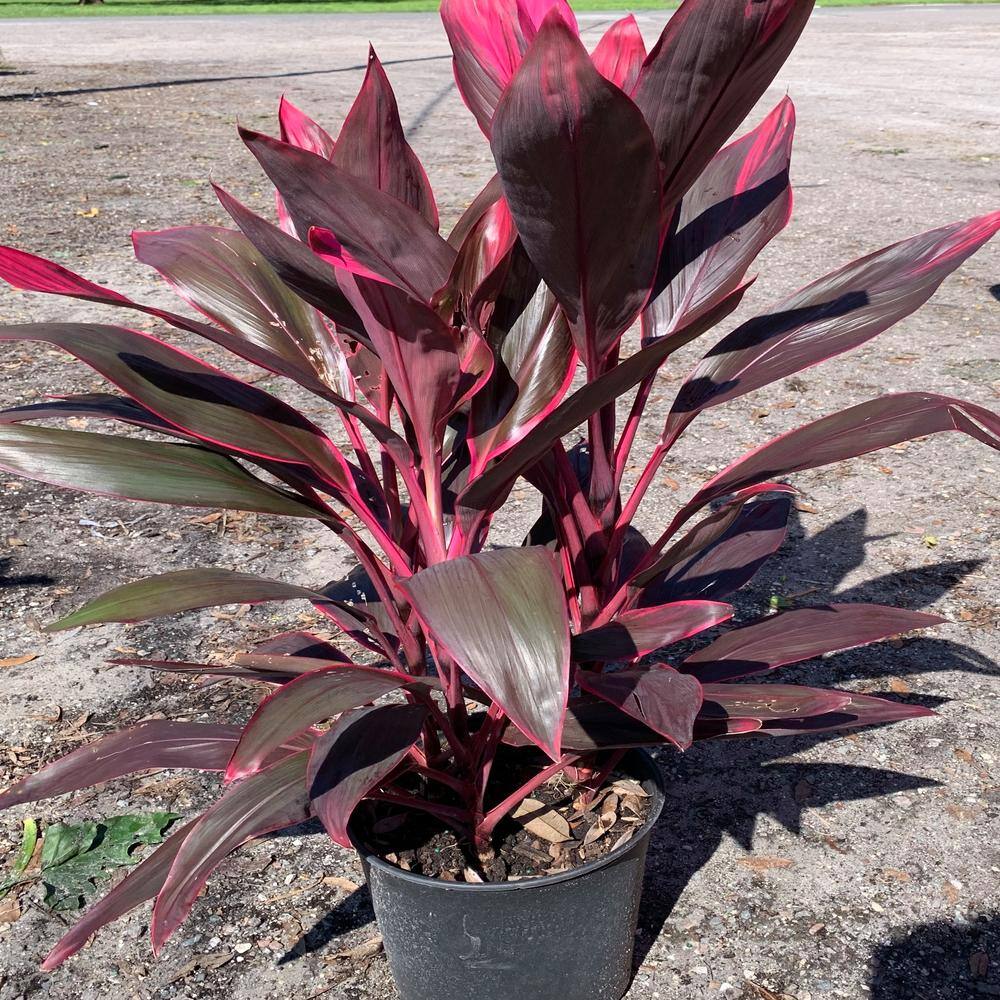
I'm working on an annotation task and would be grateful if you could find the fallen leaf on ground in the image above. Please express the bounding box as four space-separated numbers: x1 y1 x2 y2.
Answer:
328 935 383 963
513 798 571 844
164 952 234 985
0 894 21 924
322 875 361 893
0 654 36 668
737 856 794 872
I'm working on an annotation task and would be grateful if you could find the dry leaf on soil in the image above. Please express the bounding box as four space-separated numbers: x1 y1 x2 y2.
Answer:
513 798 571 844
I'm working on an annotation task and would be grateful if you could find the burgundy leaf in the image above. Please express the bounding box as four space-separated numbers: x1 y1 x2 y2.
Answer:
441 0 578 136
151 752 311 951
0 323 355 493
0 424 322 519
590 14 646 93
692 717 762 740
133 226 351 395
240 128 454 301
0 723 241 809
682 604 944 682
308 704 427 847
213 183 363 335
645 97 794 341
577 665 703 749
571 600 733 661
503 697 663 751
278 95 336 159
226 665 411 781
638 496 792 604
491 12 661 367
0 393 174 433
684 393 1000 518
332 48 438 228
759 692 936 735
41 819 198 970
332 270 472 459
48 568 328 631
460 288 746 514
402 547 570 760
666 211 1000 434
110 659 297 684
632 0 814 212
698 683 853 721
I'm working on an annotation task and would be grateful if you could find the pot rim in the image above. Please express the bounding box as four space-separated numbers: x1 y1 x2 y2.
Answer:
348 747 666 893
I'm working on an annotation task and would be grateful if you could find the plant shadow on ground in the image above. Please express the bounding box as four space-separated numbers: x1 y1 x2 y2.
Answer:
277 506 994 975
0 555 54 589
868 912 1000 999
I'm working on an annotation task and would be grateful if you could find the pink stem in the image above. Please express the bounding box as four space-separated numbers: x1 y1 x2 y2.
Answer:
476 753 581 841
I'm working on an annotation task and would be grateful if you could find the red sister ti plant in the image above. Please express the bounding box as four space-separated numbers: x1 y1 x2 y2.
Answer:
1 0 998 969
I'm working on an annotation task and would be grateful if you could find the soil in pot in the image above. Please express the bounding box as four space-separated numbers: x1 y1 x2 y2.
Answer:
358 756 653 884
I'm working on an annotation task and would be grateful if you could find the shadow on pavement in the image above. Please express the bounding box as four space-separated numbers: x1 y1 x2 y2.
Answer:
869 912 999 999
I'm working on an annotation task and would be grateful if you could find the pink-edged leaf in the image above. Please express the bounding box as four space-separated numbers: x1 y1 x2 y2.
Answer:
443 194 518 323
491 12 661 367
308 703 427 847
698 683 852 721
41 819 198 970
645 97 794 341
249 630 347 661
447 173 505 249
572 600 733 661
577 665 703 749
0 242 358 389
0 724 241 810
401 547 570 760
467 246 576 473
110 659 300 684
692 717 762 740
332 48 438 228
667 211 1000 434
460 287 746 514
240 128 455 301
632 0 814 212
225 665 410 781
47 568 329 631
0 424 322 519
684 393 1000 518
151 751 311 951
638 495 792 603
132 226 352 396
0 323 355 493
759 692 936 735
441 0 578 136
682 604 945 683
590 14 646 92
278 95 336 159
0 393 174 433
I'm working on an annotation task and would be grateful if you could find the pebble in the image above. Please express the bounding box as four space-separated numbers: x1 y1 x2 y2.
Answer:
234 942 253 954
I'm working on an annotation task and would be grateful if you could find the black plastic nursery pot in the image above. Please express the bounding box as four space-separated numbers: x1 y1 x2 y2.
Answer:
349 749 666 1000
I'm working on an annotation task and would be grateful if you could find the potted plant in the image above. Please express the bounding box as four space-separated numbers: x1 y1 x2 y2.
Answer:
0 0 997 997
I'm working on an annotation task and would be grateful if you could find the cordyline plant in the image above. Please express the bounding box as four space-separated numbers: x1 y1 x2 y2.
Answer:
0 0 998 970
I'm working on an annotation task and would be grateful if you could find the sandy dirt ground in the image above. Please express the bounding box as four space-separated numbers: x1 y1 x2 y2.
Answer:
0 5 998 999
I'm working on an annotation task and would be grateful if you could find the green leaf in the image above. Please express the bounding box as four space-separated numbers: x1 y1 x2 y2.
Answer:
13 817 37 874
37 812 179 912
48 568 328 632
0 424 322 519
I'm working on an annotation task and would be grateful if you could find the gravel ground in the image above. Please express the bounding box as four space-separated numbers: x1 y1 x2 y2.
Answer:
0 6 998 1000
